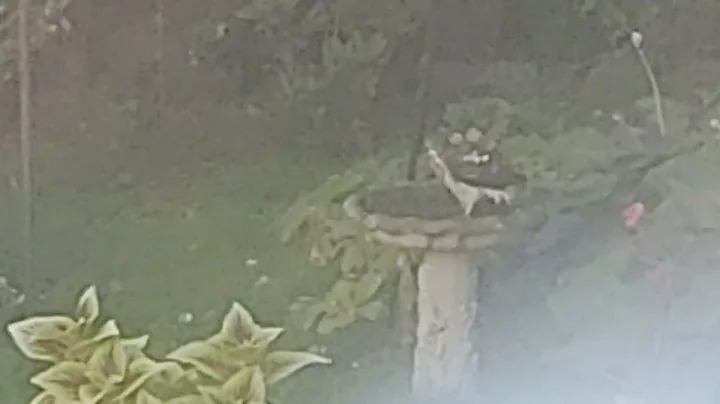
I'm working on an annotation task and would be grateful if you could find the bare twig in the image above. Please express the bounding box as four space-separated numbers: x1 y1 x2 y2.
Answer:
18 0 34 286
154 0 166 116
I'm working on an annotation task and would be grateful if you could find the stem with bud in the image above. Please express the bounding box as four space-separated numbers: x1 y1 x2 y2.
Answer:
631 31 666 138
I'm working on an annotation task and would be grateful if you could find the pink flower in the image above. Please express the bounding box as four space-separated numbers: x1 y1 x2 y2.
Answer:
622 201 646 229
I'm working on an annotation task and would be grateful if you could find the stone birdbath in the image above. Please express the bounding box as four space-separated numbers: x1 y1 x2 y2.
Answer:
344 181 545 401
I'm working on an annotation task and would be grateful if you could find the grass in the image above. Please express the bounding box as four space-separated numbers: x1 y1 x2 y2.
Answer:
0 124 410 403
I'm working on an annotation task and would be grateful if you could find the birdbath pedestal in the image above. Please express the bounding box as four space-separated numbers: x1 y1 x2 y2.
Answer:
344 181 543 401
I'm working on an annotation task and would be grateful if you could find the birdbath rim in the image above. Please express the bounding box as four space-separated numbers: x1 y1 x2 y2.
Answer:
343 181 545 252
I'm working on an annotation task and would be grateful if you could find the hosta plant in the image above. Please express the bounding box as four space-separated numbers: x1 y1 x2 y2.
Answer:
7 285 331 404
277 158 421 335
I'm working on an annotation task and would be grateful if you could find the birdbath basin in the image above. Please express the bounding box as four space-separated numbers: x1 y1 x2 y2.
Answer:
344 181 545 401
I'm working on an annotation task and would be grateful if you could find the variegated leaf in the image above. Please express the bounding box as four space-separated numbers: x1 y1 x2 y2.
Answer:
263 351 331 385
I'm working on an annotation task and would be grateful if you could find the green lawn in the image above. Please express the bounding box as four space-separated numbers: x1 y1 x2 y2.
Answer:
0 131 409 403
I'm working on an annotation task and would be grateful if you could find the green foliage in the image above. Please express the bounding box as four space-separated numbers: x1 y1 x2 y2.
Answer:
230 0 396 101
442 97 515 144
440 95 713 213
576 0 660 46
0 0 73 78
278 157 414 334
280 91 712 335
6 286 330 404
441 97 624 182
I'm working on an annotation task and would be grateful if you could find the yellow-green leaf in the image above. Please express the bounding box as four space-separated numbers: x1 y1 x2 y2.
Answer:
136 389 164 404
77 383 106 404
371 247 400 275
326 280 356 310
317 311 355 335
340 244 365 274
166 341 234 381
75 285 100 325
197 385 226 404
29 391 58 404
93 320 120 341
30 361 89 399
356 300 385 321
121 334 150 351
6 315 77 362
301 301 331 331
65 320 123 362
27 318 79 342
309 244 329 267
115 357 176 401
278 201 315 244
221 366 266 402
219 302 257 345
251 326 284 347
310 236 335 267
145 359 185 386
329 219 359 240
352 272 384 304
165 394 204 404
347 31 387 64
263 351 331 385
86 339 128 385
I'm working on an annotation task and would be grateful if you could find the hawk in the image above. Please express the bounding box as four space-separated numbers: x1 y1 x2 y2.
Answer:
426 144 525 216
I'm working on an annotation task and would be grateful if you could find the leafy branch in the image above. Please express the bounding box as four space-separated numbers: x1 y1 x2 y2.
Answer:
277 158 417 334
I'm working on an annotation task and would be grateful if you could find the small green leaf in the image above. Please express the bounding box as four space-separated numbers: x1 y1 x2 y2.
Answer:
121 334 150 351
135 389 164 404
370 246 400 275
6 315 78 363
65 319 124 362
352 272 384 304
340 244 365 274
93 320 121 341
78 383 106 404
349 32 387 64
263 351 331 385
166 341 233 381
197 385 226 404
356 300 385 321
326 280 356 310
116 357 180 400
278 201 315 244
165 394 204 404
328 219 359 240
220 302 257 344
317 310 356 334
75 285 101 325
301 301 331 331
221 366 266 403
29 391 58 404
30 361 89 399
252 326 284 347
86 339 128 386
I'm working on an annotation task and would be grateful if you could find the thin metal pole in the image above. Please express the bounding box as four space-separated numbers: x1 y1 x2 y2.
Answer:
18 0 34 288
